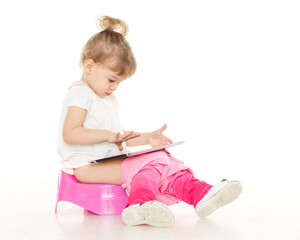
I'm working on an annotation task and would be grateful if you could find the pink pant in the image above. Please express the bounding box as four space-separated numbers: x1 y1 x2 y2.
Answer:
128 164 212 207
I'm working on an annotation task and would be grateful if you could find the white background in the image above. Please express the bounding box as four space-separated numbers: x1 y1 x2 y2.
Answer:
0 0 299 239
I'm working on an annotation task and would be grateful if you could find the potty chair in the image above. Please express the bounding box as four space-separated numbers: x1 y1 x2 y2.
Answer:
55 171 129 215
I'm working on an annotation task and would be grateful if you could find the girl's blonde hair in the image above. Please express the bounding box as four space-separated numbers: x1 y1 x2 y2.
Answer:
80 16 137 78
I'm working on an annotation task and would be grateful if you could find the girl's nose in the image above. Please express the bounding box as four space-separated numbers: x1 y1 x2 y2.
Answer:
110 83 118 91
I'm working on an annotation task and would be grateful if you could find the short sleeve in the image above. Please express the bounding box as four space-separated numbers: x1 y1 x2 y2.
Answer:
64 86 92 111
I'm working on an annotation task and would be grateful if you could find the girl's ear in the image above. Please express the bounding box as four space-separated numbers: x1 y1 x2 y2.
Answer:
83 59 95 74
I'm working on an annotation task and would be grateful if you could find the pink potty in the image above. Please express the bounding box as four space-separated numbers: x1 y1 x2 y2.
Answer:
55 171 128 215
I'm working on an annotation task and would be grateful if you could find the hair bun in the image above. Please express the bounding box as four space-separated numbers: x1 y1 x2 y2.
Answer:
97 16 128 36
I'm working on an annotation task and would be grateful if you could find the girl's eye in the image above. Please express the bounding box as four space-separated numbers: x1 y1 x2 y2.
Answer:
109 79 121 84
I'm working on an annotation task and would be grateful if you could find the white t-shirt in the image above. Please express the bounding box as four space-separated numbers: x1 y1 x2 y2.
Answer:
57 80 126 174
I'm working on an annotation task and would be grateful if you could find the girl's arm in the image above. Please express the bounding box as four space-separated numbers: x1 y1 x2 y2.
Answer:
63 106 140 150
125 132 151 147
125 124 173 147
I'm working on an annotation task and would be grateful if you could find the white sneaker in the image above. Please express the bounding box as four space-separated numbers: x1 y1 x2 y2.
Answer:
195 179 242 218
121 200 175 227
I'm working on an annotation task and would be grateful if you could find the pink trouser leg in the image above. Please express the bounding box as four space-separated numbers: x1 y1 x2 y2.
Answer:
128 166 161 206
168 172 213 207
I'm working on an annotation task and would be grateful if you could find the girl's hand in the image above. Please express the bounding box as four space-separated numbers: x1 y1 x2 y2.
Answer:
149 124 173 148
108 131 141 151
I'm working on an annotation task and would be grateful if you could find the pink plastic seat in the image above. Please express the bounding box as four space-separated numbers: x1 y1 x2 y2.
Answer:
55 171 128 215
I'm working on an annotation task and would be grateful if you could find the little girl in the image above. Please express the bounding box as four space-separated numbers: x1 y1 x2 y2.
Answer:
58 16 242 227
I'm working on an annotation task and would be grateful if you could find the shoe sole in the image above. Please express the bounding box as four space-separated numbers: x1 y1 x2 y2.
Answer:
196 181 242 218
121 204 175 227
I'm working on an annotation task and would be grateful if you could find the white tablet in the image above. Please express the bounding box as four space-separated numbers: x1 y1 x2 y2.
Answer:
89 141 184 163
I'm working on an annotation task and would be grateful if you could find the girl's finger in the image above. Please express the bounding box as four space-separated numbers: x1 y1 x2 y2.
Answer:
122 131 133 139
159 124 167 133
116 132 120 139
167 137 173 144
118 144 123 151
114 133 140 144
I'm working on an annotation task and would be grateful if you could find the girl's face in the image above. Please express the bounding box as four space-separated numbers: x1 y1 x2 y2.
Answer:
83 60 124 98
